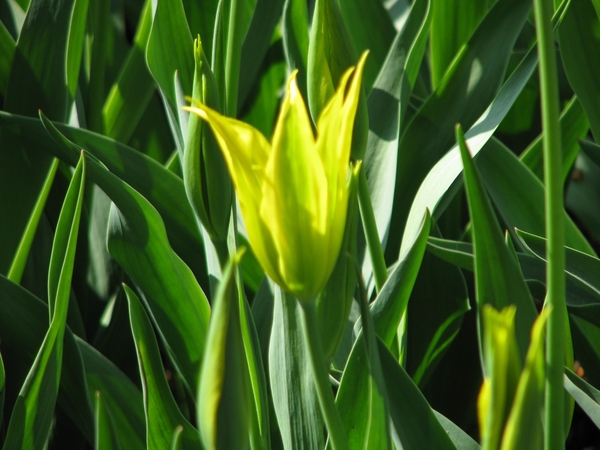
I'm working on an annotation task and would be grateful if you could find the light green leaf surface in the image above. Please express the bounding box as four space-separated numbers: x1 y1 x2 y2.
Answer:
361 0 430 286
269 287 324 449
146 0 194 113
125 285 201 450
370 210 430 347
334 335 389 449
391 0 532 254
564 367 600 429
516 229 600 326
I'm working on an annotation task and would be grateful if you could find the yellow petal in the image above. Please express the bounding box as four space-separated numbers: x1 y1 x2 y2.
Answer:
263 72 330 298
184 104 282 285
314 51 368 276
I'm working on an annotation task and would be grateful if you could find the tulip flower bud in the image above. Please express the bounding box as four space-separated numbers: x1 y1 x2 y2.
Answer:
183 37 233 242
307 0 369 160
478 305 549 450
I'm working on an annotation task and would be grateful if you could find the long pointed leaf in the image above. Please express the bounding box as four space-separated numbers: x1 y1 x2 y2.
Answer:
125 285 201 449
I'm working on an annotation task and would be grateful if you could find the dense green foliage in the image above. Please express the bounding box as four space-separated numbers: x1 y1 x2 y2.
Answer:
2 0 600 448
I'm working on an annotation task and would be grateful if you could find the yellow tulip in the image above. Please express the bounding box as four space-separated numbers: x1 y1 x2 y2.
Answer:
185 52 368 301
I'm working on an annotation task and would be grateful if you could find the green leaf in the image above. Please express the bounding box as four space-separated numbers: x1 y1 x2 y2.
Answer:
4 153 86 449
239 287 271 450
184 37 232 243
67 0 90 105
434 411 481 450
317 164 360 362
334 335 389 449
520 96 589 181
102 0 156 143
391 0 532 252
339 0 396 91
0 349 5 427
567 141 600 244
240 40 287 139
181 0 218 62
426 237 474 271
124 285 201 449
401 21 538 262
40 114 210 395
78 340 145 449
282 0 309 97
269 287 324 449
515 229 600 327
370 210 431 347
429 0 488 89
0 110 205 278
406 249 470 387
334 244 394 449
580 138 600 168
94 391 122 450
146 0 194 114
198 250 250 450
476 138 594 255
238 0 285 110
0 275 94 443
564 367 600 429
457 125 537 363
0 20 15 98
558 0 600 141
7 158 58 284
361 0 431 287
0 0 78 275
4 0 74 119
307 0 369 160
377 338 458 449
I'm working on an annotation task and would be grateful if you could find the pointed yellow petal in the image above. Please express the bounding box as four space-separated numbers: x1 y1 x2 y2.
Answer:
262 72 330 299
313 52 368 276
184 104 282 284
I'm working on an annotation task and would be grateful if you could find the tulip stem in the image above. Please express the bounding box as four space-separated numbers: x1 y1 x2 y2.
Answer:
357 169 387 292
533 0 567 447
299 300 348 450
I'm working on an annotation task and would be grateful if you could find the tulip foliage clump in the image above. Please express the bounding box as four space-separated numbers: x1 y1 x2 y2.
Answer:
3 0 600 449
